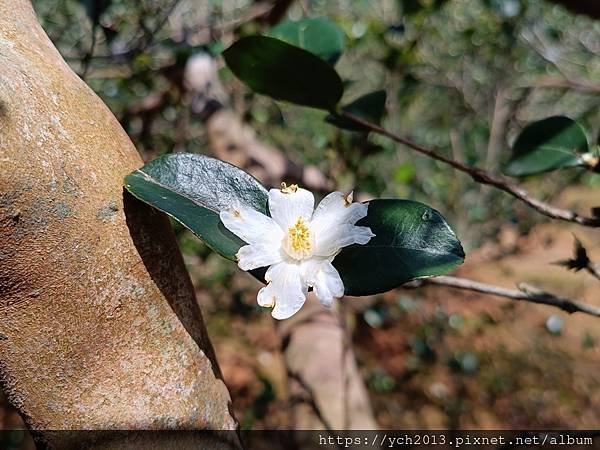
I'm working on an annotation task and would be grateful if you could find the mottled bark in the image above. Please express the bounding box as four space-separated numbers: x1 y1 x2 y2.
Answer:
0 1 239 447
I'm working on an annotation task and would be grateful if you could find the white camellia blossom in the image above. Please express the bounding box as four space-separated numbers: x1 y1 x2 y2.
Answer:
220 183 375 319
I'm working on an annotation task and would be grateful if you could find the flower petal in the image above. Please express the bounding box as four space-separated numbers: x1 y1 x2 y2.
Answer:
220 204 283 246
257 262 307 319
314 224 375 258
311 191 369 237
304 260 344 308
236 243 283 271
268 186 314 229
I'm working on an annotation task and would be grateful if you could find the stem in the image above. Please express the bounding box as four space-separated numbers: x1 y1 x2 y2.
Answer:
586 264 600 282
418 275 600 317
339 111 600 227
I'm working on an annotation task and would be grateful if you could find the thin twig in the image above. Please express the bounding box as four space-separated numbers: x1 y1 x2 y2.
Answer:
339 111 600 227
485 87 510 171
132 0 181 56
66 1 273 63
587 264 600 282
418 275 600 317
287 370 336 433
80 21 97 80
70 0 181 65
522 75 600 93
554 235 600 282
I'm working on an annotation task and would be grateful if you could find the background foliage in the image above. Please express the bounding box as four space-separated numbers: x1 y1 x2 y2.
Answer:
33 0 600 243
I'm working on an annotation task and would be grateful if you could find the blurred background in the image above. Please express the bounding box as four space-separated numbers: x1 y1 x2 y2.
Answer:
1 0 599 444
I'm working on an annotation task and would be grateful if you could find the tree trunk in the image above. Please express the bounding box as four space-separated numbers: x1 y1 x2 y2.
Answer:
0 1 239 447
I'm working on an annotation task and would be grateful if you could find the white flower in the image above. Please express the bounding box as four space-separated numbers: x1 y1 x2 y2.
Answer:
220 183 375 319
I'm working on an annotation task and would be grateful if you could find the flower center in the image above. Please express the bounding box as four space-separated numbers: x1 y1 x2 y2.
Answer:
283 217 314 260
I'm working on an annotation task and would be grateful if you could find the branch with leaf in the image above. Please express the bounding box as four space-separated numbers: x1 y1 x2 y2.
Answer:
124 18 599 321
124 154 465 303
223 34 600 228
211 23 598 318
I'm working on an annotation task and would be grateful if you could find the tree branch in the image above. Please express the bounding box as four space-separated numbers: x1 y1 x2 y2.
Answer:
339 111 600 227
286 369 335 433
587 264 600 282
118 0 182 60
416 275 600 318
522 75 600 93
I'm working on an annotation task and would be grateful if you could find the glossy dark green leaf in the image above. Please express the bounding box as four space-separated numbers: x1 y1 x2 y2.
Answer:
333 200 464 296
124 153 268 261
268 17 345 65
125 156 462 297
326 90 387 131
223 36 343 111
503 116 588 177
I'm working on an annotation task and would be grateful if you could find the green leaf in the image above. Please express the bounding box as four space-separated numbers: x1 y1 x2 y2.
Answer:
223 36 344 111
333 200 464 296
125 156 462 297
268 17 345 65
326 90 387 131
393 162 417 184
124 153 268 261
503 116 589 177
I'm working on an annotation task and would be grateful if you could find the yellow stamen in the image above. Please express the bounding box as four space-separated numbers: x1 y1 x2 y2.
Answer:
285 217 312 259
280 182 298 194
